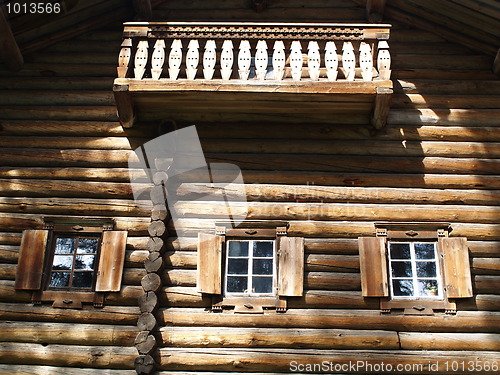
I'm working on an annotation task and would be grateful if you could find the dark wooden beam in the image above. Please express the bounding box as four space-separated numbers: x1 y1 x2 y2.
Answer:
133 0 153 20
371 87 392 130
0 8 23 71
366 0 387 22
113 84 135 128
494 48 500 77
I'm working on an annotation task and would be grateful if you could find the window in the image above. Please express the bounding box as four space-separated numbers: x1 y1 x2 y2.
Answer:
47 235 101 290
388 241 442 299
358 223 473 314
225 240 276 296
15 219 128 308
197 224 304 312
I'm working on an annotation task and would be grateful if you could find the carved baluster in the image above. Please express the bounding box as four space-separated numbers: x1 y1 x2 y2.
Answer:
359 42 373 81
325 41 338 82
203 40 217 80
342 41 356 81
221 40 234 80
151 39 165 80
134 40 149 79
307 41 321 81
117 38 132 78
255 40 268 80
290 40 303 82
168 39 182 80
377 40 391 80
186 39 199 80
272 40 286 81
238 40 251 80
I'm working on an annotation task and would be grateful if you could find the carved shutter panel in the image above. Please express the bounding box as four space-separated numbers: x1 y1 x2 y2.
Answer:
15 230 49 290
358 237 389 297
438 237 473 298
278 237 304 297
197 233 223 294
95 231 128 292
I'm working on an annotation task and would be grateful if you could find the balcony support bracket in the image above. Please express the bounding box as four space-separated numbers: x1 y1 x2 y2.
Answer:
371 86 393 130
113 84 135 128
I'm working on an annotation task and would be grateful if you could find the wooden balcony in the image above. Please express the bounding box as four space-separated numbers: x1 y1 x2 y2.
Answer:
113 22 392 128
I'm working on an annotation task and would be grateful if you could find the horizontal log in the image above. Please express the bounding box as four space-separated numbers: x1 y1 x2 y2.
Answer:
456 294 500 311
0 106 118 121
159 327 399 350
0 120 157 138
0 197 150 217
0 321 137 346
0 365 136 375
0 303 139 325
123 268 146 285
0 213 150 235
0 91 114 106
157 0 356 10
399 332 500 351
388 109 500 126
394 79 500 95
174 170 500 189
0 64 116 77
0 136 147 150
393 69 498 81
0 263 15 279
391 94 500 109
392 55 493 71
0 342 136 369
0 245 19 263
0 179 136 198
194 140 500 158
472 258 500 275
0 167 144 182
176 183 500 206
28 53 116 65
0 77 114 90
0 148 131 167
159 308 500 333
157 347 500 373
170 219 500 240
172 201 500 224
475 276 500 294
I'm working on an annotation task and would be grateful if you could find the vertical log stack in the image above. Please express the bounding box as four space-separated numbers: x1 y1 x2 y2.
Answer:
135 164 170 374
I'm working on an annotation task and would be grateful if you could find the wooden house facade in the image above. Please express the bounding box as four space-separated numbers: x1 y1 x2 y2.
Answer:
0 0 499 374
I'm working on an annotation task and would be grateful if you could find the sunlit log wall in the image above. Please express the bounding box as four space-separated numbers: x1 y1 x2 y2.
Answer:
0 0 499 374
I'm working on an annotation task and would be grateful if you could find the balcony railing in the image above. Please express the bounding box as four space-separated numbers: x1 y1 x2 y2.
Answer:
113 22 393 128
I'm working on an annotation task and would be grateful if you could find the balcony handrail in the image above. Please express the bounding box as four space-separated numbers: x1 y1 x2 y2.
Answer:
116 22 391 83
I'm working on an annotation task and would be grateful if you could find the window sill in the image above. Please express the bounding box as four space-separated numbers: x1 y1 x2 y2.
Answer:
32 290 105 309
211 295 287 314
381 297 456 315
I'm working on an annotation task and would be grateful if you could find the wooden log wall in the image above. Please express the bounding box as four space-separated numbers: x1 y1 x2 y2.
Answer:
148 1 499 374
0 0 499 374
0 25 150 373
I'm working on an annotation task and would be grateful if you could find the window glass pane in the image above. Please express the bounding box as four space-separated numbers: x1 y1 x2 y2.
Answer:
77 238 98 254
73 272 93 288
228 241 249 257
49 272 70 287
416 261 437 277
227 258 248 275
52 255 73 270
253 241 273 257
226 276 247 292
415 243 435 259
253 277 273 293
391 261 413 277
253 259 273 275
392 279 414 296
75 255 95 271
55 238 75 254
419 280 439 297
390 243 410 259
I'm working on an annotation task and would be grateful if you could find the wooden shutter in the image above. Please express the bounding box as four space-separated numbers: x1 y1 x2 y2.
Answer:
15 230 49 290
438 237 473 298
278 237 304 297
197 233 223 294
358 237 389 297
95 231 128 292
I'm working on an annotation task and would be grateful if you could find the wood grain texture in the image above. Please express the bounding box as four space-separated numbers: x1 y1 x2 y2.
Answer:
14 230 48 290
96 231 128 292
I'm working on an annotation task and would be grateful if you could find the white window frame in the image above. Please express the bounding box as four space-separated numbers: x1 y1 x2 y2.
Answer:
224 239 276 297
388 241 443 300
